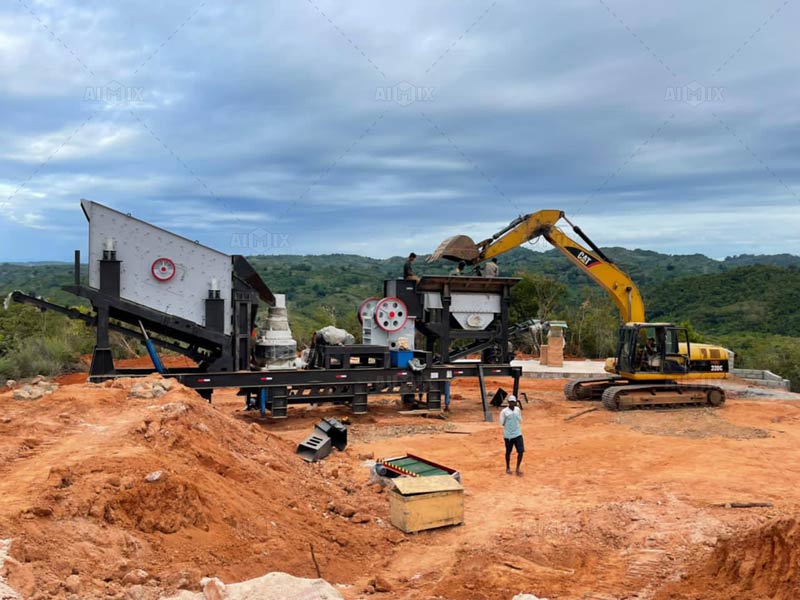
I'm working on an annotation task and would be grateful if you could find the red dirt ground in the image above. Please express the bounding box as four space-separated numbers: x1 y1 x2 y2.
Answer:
2 369 799 599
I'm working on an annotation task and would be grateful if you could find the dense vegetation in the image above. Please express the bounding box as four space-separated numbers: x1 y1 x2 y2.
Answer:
0 300 137 380
0 262 87 307
646 265 800 337
1 248 798 389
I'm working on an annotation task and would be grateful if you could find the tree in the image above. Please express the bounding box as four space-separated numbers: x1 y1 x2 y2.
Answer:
678 320 704 343
565 288 618 358
714 333 800 392
510 273 567 323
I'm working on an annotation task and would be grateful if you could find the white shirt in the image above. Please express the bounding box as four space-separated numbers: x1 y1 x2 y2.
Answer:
500 406 522 439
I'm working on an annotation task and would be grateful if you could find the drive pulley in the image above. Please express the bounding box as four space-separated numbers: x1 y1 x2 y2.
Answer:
374 297 408 333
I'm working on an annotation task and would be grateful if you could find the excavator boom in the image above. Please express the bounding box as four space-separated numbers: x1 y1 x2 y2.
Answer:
429 210 645 323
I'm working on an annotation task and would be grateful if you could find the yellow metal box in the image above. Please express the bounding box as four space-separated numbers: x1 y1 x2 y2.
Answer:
388 475 464 533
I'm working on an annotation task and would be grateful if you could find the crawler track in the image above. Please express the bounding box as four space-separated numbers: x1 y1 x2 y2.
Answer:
564 377 625 401
601 383 726 411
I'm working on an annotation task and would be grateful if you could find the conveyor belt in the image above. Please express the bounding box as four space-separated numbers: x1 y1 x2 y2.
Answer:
383 457 450 477
377 454 456 478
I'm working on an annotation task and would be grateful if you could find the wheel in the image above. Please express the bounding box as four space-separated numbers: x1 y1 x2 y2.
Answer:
357 297 379 324
707 388 725 407
374 297 408 332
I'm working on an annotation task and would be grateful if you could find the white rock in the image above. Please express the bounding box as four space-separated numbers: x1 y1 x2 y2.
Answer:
5 379 17 389
144 471 163 483
131 382 155 399
13 385 45 401
161 403 189 416
201 577 226 599
12 381 58 399
65 574 81 594
0 539 21 599
512 595 548 600
125 584 158 600
123 568 150 585
226 572 343 600
160 572 343 600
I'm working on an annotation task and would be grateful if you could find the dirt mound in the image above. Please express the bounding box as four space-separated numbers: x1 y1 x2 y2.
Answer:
0 375 397 599
4 370 800 600
657 518 800 600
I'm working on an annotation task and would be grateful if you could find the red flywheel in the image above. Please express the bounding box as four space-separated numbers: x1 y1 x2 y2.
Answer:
374 297 408 332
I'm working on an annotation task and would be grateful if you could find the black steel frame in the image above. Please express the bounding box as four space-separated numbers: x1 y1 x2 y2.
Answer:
176 362 521 418
387 277 518 364
11 249 523 420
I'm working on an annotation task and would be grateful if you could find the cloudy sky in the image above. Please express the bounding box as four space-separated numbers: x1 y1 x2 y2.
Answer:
1 1 798 261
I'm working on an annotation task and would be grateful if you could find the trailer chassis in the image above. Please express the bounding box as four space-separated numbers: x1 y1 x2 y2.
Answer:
89 363 521 419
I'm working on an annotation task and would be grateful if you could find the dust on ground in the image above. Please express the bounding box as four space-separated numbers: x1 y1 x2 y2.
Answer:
613 407 772 440
1 368 799 599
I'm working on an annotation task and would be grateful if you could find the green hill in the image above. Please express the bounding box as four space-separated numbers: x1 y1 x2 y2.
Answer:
0 262 87 306
3 249 800 337
1 249 799 388
499 246 800 289
646 265 800 337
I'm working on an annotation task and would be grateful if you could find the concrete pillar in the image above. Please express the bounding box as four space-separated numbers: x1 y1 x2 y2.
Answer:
545 322 567 368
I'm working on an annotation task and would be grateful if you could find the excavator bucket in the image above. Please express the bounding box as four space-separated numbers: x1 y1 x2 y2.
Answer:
427 235 481 263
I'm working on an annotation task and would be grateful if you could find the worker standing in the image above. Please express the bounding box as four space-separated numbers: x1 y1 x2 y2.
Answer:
500 395 524 476
403 252 420 282
483 258 499 277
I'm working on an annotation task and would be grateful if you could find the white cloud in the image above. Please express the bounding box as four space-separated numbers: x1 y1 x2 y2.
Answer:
4 121 141 163
0 1 799 261
572 204 800 258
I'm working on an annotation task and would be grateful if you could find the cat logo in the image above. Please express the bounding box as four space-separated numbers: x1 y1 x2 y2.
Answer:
567 247 600 268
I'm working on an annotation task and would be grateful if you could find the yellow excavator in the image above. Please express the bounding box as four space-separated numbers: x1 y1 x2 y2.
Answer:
429 209 729 410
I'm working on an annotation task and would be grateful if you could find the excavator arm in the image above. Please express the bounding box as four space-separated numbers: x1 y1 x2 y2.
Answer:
430 209 646 323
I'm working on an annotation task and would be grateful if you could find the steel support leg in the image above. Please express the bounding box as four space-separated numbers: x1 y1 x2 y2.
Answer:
259 388 267 418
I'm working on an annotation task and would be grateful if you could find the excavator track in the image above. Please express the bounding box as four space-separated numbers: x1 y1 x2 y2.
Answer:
564 377 626 401
601 383 726 411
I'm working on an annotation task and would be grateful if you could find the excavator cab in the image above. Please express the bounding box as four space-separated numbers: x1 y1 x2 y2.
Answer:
616 324 691 377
